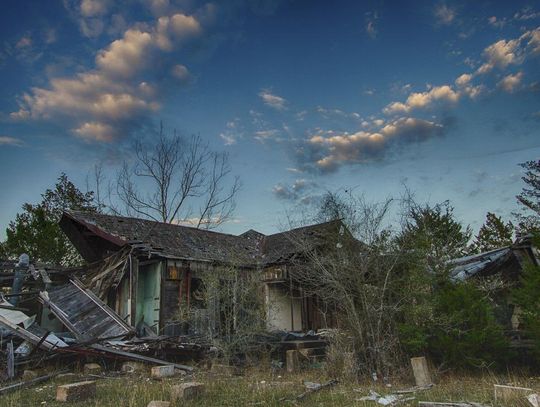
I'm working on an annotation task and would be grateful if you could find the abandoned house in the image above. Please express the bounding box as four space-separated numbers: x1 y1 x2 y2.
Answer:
59 211 346 336
447 234 540 346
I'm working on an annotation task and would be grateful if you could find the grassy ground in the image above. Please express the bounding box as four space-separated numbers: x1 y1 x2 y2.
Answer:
1 366 539 406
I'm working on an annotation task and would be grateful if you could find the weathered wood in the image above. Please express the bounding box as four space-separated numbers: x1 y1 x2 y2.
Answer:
286 349 299 373
494 384 533 402
0 370 68 395
7 341 14 379
418 403 490 407
39 279 133 341
90 344 193 372
130 255 138 326
411 357 432 387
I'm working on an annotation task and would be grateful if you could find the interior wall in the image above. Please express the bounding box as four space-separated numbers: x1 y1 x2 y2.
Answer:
265 283 302 331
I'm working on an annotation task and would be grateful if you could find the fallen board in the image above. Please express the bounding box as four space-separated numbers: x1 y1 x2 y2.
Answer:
39 278 134 341
0 300 67 350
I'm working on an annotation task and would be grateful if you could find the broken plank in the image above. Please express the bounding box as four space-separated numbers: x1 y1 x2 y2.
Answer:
89 344 194 372
0 370 69 396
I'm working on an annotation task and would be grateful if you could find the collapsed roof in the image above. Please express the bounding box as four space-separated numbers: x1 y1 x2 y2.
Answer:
60 211 347 266
447 235 539 281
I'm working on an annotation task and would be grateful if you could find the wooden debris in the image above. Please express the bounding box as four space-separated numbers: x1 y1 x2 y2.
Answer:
528 393 540 407
280 379 338 403
286 350 299 373
494 384 533 402
56 380 96 402
0 370 68 396
411 357 432 387
418 403 490 407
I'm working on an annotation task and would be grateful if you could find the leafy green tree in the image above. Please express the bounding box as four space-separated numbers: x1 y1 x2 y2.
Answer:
471 212 514 253
2 173 99 266
429 280 509 369
515 159 540 233
395 200 510 369
398 200 472 273
512 233 540 362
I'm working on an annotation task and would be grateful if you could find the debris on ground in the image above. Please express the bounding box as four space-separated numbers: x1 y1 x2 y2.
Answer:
280 379 338 403
417 403 491 407
356 389 415 406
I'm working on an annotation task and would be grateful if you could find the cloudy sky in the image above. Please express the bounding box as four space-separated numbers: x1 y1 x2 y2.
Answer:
0 0 539 236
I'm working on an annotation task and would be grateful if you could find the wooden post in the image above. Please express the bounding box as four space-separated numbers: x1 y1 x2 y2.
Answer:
411 357 432 387
130 255 139 326
286 350 299 373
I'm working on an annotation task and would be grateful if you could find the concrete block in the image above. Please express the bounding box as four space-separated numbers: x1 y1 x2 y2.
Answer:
83 363 102 375
121 361 147 374
147 402 171 407
286 350 299 373
410 357 432 387
22 370 38 380
151 365 175 378
171 382 205 401
494 384 533 402
56 380 96 402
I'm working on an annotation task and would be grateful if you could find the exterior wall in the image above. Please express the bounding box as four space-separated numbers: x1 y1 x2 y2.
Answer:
265 282 302 331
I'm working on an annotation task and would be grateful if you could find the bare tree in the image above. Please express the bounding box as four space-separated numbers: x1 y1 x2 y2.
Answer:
116 127 240 228
286 192 408 377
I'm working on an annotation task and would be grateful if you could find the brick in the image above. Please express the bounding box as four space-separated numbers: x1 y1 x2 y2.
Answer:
56 380 96 402
171 382 205 401
410 357 432 387
151 365 175 378
83 363 102 375
147 401 171 407
121 361 147 374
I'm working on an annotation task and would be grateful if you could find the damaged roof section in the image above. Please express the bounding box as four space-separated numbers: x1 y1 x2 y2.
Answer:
38 278 134 341
60 211 347 266
447 235 539 281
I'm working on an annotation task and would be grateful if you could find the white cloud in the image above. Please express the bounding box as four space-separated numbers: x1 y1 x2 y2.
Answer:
366 20 377 39
488 16 506 28
80 0 110 17
254 129 280 142
476 38 522 74
474 28 540 75
300 117 444 172
434 3 456 25
455 73 472 86
259 89 287 110
498 71 523 93
11 11 203 142
16 36 32 49
384 85 459 114
0 136 23 146
171 64 191 82
219 133 237 145
273 178 317 201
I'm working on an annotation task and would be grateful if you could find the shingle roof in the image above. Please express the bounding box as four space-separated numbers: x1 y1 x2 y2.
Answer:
62 211 346 266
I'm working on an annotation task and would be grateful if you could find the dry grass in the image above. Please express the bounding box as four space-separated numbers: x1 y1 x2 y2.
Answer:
1 366 540 406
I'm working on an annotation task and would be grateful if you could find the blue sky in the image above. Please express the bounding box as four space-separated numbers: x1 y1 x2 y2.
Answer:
0 0 539 237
